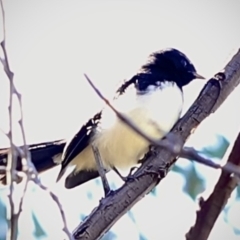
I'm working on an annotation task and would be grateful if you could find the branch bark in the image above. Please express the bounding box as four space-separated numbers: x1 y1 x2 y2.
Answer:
72 49 240 240
186 131 240 240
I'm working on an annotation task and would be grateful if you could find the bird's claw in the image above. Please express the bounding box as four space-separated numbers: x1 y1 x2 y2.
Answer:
134 168 167 179
113 166 139 182
104 189 115 198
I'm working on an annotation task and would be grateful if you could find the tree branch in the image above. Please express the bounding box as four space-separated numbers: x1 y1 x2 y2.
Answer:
186 130 240 240
72 49 240 240
91 144 111 196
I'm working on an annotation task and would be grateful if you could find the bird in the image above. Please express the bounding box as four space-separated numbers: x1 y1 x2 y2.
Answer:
56 48 205 192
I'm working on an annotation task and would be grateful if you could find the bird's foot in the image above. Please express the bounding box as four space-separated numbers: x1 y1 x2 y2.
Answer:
133 167 167 180
125 166 139 181
103 184 112 197
113 166 138 182
104 188 115 198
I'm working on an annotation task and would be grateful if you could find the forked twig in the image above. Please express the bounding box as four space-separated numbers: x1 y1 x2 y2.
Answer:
33 175 74 240
91 144 111 196
0 1 73 239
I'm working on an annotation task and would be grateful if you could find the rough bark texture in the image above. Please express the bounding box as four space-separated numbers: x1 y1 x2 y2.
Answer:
72 50 240 240
186 131 240 240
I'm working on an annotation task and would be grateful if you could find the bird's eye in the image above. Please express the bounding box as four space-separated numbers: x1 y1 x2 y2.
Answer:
181 60 187 67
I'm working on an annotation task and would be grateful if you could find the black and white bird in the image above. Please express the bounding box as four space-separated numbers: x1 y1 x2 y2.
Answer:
56 48 204 190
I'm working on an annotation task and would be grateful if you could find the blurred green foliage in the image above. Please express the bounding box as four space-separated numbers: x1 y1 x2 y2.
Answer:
32 212 47 239
182 164 205 200
128 210 136 223
139 233 148 240
200 134 229 159
173 134 229 200
101 231 117 240
237 186 240 199
0 199 6 240
172 163 205 200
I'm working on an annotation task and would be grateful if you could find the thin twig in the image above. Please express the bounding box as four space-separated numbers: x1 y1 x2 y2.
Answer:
0 1 72 239
91 144 111 196
33 176 74 240
0 1 18 239
182 147 240 177
0 166 25 180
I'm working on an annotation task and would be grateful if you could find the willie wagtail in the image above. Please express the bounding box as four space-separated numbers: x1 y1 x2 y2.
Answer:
56 48 204 190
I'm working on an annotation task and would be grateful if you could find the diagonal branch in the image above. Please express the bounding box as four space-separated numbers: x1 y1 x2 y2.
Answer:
84 74 240 178
186 130 240 240
72 49 240 240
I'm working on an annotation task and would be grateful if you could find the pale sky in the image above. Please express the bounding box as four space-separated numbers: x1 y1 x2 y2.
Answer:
0 1 240 239
1 0 240 147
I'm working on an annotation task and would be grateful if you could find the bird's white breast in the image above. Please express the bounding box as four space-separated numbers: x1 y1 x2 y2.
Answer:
93 81 183 170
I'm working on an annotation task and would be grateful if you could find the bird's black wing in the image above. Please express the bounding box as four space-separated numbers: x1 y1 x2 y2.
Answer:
57 76 137 186
56 111 102 182
64 170 100 189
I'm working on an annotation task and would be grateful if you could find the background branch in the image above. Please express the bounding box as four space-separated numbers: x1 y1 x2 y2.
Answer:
72 49 240 240
0 1 72 238
1 0 22 238
186 130 240 240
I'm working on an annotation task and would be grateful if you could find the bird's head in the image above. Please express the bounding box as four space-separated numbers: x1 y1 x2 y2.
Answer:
136 48 204 90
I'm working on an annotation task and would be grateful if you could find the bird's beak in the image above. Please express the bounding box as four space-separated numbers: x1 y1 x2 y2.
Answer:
193 72 205 79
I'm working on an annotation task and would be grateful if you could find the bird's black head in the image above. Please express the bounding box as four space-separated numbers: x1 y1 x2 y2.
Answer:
135 48 204 91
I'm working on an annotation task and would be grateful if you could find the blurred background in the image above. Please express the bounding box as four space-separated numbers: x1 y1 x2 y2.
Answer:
0 0 240 239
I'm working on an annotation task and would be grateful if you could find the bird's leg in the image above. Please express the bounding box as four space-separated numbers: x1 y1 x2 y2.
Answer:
133 167 168 180
113 166 138 182
112 167 127 182
91 144 111 196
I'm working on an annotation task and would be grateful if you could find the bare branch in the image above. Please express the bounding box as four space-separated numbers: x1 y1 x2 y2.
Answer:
0 1 72 238
0 142 73 239
72 50 240 239
1 0 18 238
91 144 111 196
186 131 240 240
182 147 240 177
32 175 74 240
